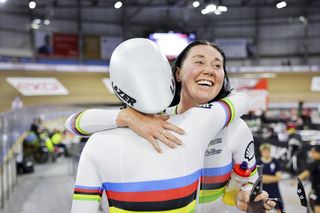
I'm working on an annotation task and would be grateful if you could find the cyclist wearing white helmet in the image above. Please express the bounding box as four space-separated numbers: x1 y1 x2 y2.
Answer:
71 38 250 213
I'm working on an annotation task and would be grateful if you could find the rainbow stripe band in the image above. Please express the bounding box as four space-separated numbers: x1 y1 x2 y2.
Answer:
216 101 230 127
199 163 232 204
221 97 235 124
73 186 103 202
107 190 197 211
69 112 90 136
103 170 201 192
217 97 235 127
106 181 198 202
108 199 196 213
249 165 257 177
101 170 200 212
199 187 225 204
75 111 90 135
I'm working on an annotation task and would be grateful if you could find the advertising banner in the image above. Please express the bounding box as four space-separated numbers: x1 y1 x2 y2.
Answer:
230 78 269 111
6 77 69 96
53 33 79 57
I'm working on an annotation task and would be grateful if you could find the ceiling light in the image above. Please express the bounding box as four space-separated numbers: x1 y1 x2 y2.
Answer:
31 23 39 29
214 10 221 15
217 5 227 12
201 9 207 15
0 0 7 4
114 1 122 9
29 1 36 9
276 1 287 9
33 18 41 24
205 4 217 13
44 19 50 25
192 1 200 8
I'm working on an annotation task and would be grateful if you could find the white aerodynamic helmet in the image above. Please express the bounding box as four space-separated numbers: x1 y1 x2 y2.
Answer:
110 38 175 114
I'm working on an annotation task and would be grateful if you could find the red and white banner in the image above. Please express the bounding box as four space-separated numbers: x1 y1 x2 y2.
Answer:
6 77 69 96
53 33 79 57
230 78 269 111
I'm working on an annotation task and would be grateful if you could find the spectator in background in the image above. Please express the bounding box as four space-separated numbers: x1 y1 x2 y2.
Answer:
37 34 52 55
258 143 283 213
30 117 42 138
11 96 23 110
296 145 320 213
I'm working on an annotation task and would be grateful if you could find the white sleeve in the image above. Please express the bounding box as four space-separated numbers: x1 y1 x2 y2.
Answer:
229 119 259 183
184 92 249 150
65 109 120 136
71 135 103 213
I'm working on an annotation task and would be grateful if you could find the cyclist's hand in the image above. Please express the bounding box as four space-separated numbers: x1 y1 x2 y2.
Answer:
117 108 185 153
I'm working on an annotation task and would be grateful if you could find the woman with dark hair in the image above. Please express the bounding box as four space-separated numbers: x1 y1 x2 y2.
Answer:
66 40 275 212
170 40 231 107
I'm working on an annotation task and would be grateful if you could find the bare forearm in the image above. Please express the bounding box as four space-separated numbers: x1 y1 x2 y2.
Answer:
262 175 280 184
116 108 136 127
297 170 310 181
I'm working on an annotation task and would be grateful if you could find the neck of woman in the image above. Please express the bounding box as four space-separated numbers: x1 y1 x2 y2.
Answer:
176 92 198 114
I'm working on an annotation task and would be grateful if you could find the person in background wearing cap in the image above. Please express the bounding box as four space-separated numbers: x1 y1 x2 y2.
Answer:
67 40 276 212
296 144 320 213
257 143 283 213
71 38 251 213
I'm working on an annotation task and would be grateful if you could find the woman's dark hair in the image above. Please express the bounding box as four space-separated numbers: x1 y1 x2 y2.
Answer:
170 40 232 107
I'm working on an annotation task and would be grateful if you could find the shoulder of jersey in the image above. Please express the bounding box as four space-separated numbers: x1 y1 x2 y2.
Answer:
90 129 122 139
228 118 249 130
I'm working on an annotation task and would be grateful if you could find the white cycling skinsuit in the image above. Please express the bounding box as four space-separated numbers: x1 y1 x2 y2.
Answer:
71 94 249 213
67 102 258 212
164 107 258 213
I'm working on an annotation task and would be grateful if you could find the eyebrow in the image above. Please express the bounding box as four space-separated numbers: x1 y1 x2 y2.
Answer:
192 55 223 62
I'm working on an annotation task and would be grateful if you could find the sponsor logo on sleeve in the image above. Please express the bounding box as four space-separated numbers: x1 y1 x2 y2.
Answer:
244 141 255 161
197 103 213 109
205 138 222 156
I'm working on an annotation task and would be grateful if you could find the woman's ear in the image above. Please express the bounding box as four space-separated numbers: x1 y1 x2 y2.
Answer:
175 68 182 82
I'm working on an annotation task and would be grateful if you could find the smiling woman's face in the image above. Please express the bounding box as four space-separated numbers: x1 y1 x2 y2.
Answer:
175 44 225 106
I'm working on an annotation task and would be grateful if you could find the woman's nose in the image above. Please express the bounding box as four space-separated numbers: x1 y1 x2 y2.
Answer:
203 64 215 75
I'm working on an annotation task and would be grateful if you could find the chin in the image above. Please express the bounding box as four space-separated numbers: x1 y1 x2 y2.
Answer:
196 97 214 104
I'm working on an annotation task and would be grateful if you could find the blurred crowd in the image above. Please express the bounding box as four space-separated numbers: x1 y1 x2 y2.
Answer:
17 117 75 174
243 103 320 212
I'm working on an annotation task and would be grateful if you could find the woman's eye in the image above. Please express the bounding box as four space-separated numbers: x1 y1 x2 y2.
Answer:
195 61 204 64
214 64 222 68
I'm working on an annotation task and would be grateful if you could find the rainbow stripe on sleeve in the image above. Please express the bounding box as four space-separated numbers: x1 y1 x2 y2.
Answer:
216 97 235 127
69 111 90 136
103 170 201 212
199 163 232 204
73 185 103 202
249 164 257 177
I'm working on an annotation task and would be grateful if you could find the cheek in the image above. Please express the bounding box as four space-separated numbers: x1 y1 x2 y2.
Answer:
215 71 225 88
181 67 199 82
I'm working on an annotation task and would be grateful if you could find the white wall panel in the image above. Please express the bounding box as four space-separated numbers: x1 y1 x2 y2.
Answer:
0 31 30 49
82 23 123 36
